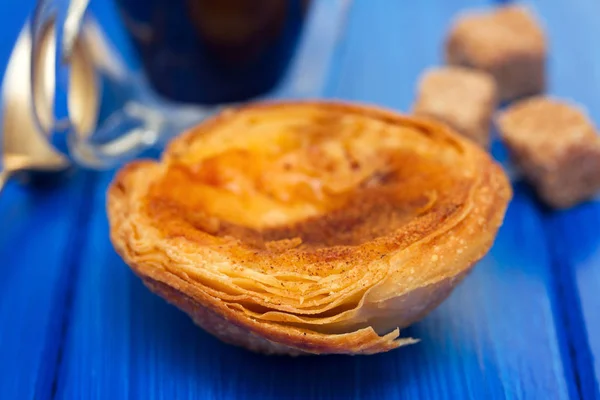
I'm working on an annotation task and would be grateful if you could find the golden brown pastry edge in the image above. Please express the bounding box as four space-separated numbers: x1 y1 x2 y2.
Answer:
107 100 512 355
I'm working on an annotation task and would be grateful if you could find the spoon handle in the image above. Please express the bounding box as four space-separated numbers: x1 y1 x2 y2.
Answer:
0 156 39 194
0 169 14 194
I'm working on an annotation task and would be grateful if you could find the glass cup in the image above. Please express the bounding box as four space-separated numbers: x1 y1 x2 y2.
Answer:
28 0 350 169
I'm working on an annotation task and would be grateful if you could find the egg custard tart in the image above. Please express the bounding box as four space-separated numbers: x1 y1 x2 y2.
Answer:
107 101 511 355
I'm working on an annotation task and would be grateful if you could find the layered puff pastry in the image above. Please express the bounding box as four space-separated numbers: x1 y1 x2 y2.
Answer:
107 101 512 355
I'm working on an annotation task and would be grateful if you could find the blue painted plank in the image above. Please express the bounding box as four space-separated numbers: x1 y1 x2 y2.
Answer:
55 1 573 400
0 1 100 399
526 0 600 397
544 205 600 400
0 172 96 399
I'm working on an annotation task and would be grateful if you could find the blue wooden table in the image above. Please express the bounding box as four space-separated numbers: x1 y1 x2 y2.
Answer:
1 1 599 399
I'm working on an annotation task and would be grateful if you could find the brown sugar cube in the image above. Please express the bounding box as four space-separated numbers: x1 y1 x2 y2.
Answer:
445 5 546 102
497 96 600 208
413 66 497 148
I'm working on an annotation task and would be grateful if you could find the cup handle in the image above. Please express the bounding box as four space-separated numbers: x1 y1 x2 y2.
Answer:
30 0 90 160
29 0 351 170
30 0 218 169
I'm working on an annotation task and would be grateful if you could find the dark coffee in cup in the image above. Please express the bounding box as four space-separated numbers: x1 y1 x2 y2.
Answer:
114 0 311 104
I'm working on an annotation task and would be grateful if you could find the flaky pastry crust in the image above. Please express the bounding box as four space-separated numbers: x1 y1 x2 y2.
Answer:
107 101 511 355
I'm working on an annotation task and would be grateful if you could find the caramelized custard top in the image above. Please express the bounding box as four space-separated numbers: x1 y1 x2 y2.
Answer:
145 103 474 260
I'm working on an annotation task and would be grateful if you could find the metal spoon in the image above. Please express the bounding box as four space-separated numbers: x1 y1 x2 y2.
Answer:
0 18 98 193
